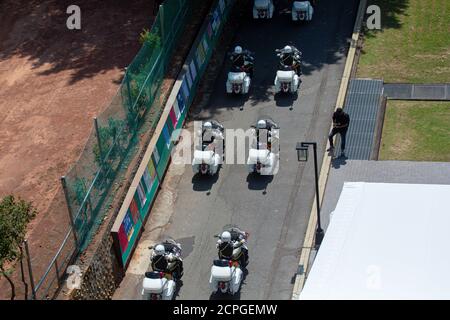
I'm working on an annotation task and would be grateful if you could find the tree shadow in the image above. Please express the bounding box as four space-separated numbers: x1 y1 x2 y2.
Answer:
362 0 410 40
198 0 362 120
0 0 156 85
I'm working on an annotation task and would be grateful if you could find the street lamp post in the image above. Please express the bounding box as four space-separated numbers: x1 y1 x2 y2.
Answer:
296 142 325 248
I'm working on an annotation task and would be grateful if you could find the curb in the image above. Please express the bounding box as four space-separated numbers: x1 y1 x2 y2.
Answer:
291 0 367 300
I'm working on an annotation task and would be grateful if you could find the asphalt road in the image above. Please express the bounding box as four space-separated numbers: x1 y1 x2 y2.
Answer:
114 0 358 300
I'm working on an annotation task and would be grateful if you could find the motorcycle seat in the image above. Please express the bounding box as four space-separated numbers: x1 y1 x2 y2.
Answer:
145 271 163 278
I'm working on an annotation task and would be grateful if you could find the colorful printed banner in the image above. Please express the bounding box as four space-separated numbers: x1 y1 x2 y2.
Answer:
112 0 235 269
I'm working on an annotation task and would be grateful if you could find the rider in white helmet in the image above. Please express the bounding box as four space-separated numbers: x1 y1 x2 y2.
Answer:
151 243 183 276
283 45 293 54
254 119 279 130
253 119 279 147
216 230 247 262
202 120 224 148
230 45 254 77
279 44 302 75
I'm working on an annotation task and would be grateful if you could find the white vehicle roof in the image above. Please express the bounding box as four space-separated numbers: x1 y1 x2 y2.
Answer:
299 182 450 300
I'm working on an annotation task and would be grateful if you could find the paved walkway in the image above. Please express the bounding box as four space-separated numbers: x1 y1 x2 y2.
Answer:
384 83 450 100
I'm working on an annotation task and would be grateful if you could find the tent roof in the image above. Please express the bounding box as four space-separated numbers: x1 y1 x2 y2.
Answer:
300 182 450 300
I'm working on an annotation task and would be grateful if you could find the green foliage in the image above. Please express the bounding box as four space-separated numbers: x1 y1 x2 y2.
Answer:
93 117 125 167
0 196 36 299
358 0 450 82
0 196 36 266
139 28 161 48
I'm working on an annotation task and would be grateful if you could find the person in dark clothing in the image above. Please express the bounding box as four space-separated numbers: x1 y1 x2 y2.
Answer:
151 244 183 279
328 108 350 156
278 45 302 75
216 231 248 266
229 46 254 77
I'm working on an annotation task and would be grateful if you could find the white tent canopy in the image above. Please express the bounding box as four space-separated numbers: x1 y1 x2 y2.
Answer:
300 182 450 300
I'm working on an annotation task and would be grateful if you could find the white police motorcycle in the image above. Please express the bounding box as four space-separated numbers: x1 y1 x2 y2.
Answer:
292 1 314 22
253 0 274 19
247 119 279 175
226 48 253 95
141 239 182 300
274 46 302 94
192 122 224 176
210 225 249 295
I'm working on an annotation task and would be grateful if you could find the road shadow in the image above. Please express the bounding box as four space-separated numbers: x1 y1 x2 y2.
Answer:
246 173 274 193
331 154 348 169
362 0 410 41
199 0 361 120
192 171 220 193
274 90 299 108
0 0 157 84
173 280 184 300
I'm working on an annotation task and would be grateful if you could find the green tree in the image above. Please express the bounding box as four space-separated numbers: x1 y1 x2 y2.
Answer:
0 196 36 300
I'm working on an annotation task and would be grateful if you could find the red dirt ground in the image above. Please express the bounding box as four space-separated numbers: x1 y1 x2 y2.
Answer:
0 0 156 299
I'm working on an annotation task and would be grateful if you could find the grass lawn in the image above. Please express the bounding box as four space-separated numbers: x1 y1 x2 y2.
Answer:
357 0 450 83
379 101 450 161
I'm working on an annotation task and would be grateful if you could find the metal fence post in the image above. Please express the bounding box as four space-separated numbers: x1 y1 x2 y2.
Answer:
24 240 36 300
159 4 165 46
94 117 104 165
61 176 79 250
124 69 134 113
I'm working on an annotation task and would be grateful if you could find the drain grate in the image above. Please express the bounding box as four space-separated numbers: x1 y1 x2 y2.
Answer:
335 79 384 160
384 83 450 100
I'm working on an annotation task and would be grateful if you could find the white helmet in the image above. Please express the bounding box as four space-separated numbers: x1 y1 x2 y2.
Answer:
283 45 293 54
234 46 243 54
221 231 232 243
154 244 165 255
203 121 212 130
257 119 267 129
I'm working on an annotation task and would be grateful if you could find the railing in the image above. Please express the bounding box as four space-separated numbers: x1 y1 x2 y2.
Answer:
22 0 201 300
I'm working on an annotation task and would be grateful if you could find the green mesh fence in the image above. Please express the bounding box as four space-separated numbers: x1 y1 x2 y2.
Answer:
63 0 200 251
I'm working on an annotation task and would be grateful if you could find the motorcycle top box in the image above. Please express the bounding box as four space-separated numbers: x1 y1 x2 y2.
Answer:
211 260 233 281
254 0 270 9
248 149 271 164
276 70 295 81
193 150 215 165
142 272 166 292
228 72 246 83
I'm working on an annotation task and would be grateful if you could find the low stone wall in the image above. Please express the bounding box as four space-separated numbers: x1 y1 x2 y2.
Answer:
70 232 122 300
